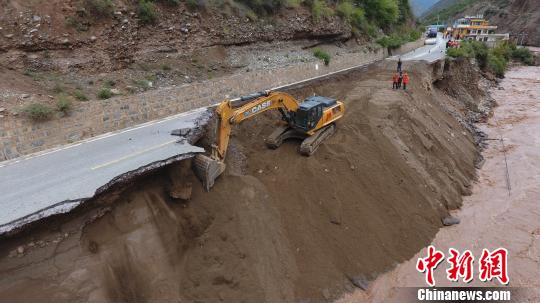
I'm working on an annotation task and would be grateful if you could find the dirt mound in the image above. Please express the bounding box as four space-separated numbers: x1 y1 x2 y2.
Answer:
0 61 481 302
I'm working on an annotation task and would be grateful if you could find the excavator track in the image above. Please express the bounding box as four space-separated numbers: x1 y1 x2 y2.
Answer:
266 125 307 149
299 124 336 156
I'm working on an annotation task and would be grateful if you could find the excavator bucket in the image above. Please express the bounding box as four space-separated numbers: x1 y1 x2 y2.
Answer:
193 154 226 191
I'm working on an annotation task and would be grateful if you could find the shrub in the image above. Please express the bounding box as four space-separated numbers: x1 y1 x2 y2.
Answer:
492 41 513 61
512 47 535 66
98 87 112 99
311 0 334 21
313 48 331 65
470 41 488 68
408 29 421 41
73 90 89 101
336 1 354 21
350 7 366 28
377 34 405 49
285 0 302 8
246 10 258 21
161 64 172 71
363 0 399 26
165 0 181 5
133 79 152 91
23 103 54 121
487 53 507 77
185 0 198 10
84 0 113 17
52 83 64 94
65 16 89 32
362 22 378 38
446 47 469 58
138 0 157 24
237 0 290 14
104 79 116 87
448 40 508 77
56 96 72 113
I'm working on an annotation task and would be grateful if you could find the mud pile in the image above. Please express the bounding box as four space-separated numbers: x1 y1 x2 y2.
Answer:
0 61 482 302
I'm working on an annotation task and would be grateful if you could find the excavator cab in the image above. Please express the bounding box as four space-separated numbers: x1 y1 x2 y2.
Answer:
294 96 335 131
294 104 322 130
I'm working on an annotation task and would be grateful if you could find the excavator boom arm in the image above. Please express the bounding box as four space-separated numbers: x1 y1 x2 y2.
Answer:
214 91 300 159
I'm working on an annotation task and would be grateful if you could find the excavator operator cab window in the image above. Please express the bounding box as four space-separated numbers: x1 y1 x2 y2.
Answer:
295 103 322 131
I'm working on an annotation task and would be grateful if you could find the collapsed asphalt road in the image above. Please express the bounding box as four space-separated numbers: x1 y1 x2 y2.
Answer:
0 108 208 234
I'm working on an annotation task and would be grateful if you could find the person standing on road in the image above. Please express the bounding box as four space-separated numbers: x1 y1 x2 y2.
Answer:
397 57 402 72
403 72 409 90
398 71 403 89
392 72 399 89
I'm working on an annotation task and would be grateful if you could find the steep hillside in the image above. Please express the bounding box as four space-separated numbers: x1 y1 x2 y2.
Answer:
423 0 540 46
409 0 439 16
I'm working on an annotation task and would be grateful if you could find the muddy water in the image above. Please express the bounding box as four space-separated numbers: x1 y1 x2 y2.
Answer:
337 65 540 302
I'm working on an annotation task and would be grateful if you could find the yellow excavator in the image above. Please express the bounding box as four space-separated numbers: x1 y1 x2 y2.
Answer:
194 91 345 190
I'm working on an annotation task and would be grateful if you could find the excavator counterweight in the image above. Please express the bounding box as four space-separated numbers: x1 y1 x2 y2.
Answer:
194 91 344 190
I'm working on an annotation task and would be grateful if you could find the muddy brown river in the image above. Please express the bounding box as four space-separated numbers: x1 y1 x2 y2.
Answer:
337 65 540 302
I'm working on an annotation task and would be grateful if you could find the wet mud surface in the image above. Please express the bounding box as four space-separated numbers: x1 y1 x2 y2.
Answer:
338 65 540 303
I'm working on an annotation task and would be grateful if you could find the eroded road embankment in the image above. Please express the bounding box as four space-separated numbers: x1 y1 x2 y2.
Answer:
0 60 484 303
338 65 540 303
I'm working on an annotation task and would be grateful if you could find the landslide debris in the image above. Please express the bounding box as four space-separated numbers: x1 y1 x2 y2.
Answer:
0 60 486 303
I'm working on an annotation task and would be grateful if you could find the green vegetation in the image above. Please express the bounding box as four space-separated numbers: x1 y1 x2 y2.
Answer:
333 0 413 39
52 83 64 94
363 0 399 26
511 47 536 66
138 0 157 24
285 0 302 8
376 29 422 49
311 0 334 21
165 0 181 5
84 0 114 17
133 79 152 91
23 69 42 81
245 9 258 21
65 16 89 32
104 79 116 87
447 40 537 77
120 0 414 45
185 0 199 10
336 0 366 28
22 103 54 121
237 0 290 14
313 48 331 65
97 87 113 99
56 96 73 113
73 90 89 101
422 0 479 25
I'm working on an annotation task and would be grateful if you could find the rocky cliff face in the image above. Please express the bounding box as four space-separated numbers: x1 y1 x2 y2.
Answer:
424 0 540 46
479 0 540 46
0 1 351 72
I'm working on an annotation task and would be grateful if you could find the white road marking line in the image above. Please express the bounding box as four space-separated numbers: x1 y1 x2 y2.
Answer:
0 107 206 168
90 139 178 170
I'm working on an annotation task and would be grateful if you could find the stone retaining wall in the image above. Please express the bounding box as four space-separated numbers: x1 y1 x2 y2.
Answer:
1 47 387 161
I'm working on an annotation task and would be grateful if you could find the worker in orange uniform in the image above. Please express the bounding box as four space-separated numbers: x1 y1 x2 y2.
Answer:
402 72 410 90
392 72 399 89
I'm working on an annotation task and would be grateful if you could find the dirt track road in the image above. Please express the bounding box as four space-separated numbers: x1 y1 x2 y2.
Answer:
337 65 540 302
